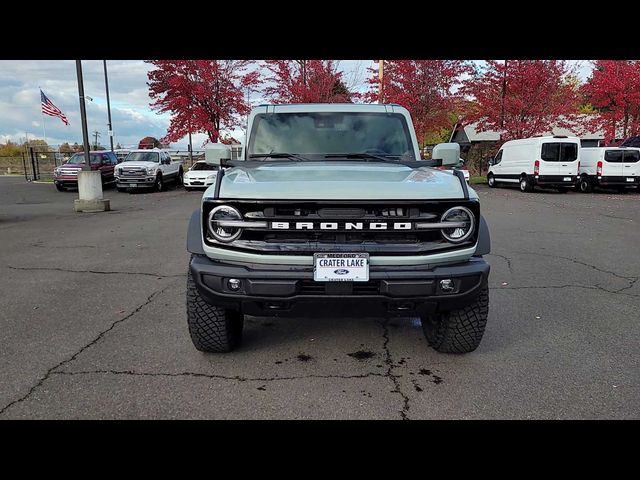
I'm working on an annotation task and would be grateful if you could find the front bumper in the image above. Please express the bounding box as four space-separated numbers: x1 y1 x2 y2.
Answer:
54 177 78 187
596 176 639 187
116 176 155 188
190 254 490 317
534 175 576 187
184 178 215 187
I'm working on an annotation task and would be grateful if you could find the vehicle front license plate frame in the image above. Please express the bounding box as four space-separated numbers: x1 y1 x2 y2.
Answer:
313 253 369 282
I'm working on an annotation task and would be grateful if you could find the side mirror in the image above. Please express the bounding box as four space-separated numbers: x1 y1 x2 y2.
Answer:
432 142 460 167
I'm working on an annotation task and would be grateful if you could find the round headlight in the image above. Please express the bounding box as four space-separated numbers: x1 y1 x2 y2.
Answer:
440 206 475 243
208 205 242 243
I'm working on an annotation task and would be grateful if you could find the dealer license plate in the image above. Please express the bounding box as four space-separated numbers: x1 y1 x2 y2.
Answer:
314 253 369 282
563 177 572 181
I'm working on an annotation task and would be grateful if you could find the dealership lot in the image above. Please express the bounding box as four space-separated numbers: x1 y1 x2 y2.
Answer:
0 176 638 419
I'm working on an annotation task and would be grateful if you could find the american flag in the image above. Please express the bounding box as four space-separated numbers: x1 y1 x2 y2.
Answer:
40 90 69 126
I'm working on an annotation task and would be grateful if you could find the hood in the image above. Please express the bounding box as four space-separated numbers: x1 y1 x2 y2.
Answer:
118 161 158 169
214 161 472 200
58 163 98 171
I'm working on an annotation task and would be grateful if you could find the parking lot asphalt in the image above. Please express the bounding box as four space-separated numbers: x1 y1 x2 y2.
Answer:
0 176 638 419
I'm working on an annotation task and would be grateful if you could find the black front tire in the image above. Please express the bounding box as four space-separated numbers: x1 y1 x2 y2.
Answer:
154 174 164 192
487 174 496 188
579 177 593 193
177 168 184 187
55 184 65 192
420 283 489 353
186 258 244 352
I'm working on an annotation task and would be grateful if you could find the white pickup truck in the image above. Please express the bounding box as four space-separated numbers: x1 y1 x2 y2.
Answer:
115 149 184 192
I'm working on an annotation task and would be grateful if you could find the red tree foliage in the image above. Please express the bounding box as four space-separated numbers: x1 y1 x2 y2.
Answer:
462 60 580 141
263 60 352 103
147 60 260 144
365 60 470 147
138 136 160 149
580 60 640 143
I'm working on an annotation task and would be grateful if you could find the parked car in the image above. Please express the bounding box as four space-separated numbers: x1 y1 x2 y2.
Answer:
183 161 219 191
578 147 640 192
114 149 183 192
53 151 118 191
487 135 579 192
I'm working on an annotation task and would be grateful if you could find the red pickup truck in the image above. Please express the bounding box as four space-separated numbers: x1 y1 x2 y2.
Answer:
53 151 119 191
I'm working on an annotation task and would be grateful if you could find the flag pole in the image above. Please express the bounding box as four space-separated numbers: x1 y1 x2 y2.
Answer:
39 87 47 145
41 111 47 145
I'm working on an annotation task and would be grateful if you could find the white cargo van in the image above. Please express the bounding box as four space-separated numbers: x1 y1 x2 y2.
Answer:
487 136 580 192
577 147 640 192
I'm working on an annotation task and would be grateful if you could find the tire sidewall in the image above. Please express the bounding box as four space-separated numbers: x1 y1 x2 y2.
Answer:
580 178 590 193
488 174 495 187
155 174 163 192
520 177 528 192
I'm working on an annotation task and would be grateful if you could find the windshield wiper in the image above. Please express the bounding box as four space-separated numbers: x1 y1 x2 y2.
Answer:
324 153 411 164
248 153 310 161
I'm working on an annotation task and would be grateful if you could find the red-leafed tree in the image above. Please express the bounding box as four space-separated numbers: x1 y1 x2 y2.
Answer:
138 136 160 149
147 60 261 144
462 60 580 141
580 60 640 144
365 60 471 148
219 135 240 145
263 60 353 103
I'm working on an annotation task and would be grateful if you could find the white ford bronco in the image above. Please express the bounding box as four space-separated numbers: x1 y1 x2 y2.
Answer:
186 104 491 354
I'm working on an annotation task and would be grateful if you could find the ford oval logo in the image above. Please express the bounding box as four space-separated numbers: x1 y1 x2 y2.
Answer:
334 269 349 275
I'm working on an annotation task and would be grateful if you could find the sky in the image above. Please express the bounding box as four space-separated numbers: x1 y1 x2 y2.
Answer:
0 60 593 150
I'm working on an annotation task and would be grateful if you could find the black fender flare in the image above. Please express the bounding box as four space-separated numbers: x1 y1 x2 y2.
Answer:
475 215 491 256
187 209 205 255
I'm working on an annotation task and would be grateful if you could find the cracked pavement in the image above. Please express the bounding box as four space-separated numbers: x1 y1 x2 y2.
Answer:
0 176 639 419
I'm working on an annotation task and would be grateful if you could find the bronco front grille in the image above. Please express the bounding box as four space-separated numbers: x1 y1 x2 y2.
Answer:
202 200 480 256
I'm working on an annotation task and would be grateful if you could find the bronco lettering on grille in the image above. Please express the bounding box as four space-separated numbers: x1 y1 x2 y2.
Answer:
270 222 413 230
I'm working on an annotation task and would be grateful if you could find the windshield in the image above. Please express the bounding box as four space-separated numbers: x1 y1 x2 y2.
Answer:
248 112 415 159
123 152 159 163
191 163 218 171
67 153 104 165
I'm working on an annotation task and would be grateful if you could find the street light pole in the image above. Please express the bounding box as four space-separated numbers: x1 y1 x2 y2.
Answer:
76 60 92 170
103 60 114 152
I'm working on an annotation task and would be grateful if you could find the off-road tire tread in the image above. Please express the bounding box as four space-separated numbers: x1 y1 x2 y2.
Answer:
186 257 243 352
422 284 489 353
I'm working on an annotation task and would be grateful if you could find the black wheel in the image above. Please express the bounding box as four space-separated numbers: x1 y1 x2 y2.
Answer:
55 184 65 192
579 176 593 193
177 168 184 187
487 174 496 188
154 173 164 192
420 283 489 353
519 175 533 192
117 187 127 193
186 258 244 352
